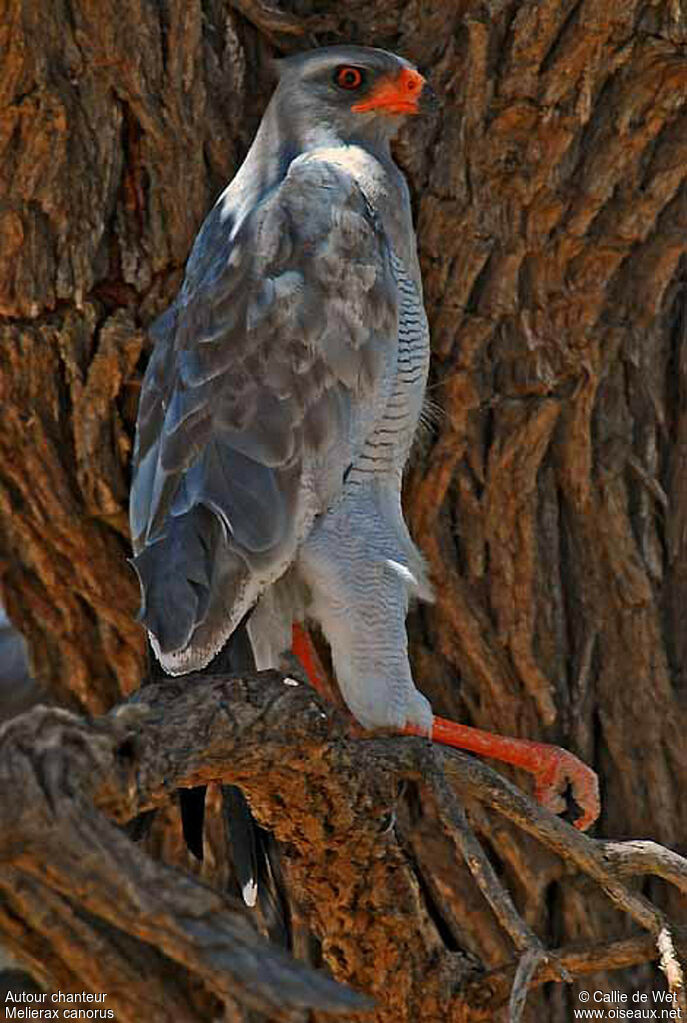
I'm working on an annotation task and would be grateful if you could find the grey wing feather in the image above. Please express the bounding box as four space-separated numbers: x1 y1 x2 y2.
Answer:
129 154 398 672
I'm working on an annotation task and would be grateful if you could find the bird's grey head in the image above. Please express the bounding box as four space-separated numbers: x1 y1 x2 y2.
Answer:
270 45 433 149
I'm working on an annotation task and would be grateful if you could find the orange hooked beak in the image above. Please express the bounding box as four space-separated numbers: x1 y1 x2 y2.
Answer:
352 66 430 116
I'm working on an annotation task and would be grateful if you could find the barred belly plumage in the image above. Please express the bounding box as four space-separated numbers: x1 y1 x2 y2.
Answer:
345 252 429 486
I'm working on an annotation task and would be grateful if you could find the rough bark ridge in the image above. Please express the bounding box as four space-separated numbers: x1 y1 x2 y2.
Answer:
0 674 685 1022
0 1 685 1020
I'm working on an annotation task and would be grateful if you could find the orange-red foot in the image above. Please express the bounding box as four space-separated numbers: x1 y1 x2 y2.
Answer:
291 624 600 832
405 716 600 832
529 741 600 832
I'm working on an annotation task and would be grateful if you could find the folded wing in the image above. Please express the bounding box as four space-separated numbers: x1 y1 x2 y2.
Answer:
129 153 398 673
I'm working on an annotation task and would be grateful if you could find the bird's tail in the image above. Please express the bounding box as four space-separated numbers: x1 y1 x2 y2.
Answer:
145 623 290 945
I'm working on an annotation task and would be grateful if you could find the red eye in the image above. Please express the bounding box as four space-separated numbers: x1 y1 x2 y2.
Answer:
334 65 365 90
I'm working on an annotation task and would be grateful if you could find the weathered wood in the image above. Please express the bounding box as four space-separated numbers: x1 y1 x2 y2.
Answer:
0 674 685 1022
463 927 687 1019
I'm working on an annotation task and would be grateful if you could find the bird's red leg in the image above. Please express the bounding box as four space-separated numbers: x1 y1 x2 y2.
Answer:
290 623 343 709
291 624 600 831
404 717 600 831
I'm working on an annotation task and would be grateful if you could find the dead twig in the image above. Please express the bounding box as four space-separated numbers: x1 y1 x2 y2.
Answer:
440 748 672 936
600 840 687 895
463 928 687 1018
657 926 687 1013
423 758 543 955
509 948 547 1023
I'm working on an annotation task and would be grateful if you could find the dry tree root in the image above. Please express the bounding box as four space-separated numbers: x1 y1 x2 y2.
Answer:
411 746 686 1021
0 670 684 1023
462 928 687 1021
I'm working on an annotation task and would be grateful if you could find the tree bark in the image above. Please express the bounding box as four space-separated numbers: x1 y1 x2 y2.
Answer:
0 1 686 1020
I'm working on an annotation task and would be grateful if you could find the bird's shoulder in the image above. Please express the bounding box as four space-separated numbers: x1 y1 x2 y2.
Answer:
161 145 400 408
282 144 391 197
180 144 393 301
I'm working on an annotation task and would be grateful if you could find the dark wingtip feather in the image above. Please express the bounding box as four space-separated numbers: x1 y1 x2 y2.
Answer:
131 507 218 655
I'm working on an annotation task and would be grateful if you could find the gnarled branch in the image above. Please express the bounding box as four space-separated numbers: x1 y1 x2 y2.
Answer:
0 670 684 1022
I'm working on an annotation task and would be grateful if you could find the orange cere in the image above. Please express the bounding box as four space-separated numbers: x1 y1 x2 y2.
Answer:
352 66 425 115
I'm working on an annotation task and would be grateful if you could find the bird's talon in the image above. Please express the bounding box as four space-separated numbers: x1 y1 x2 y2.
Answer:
420 716 602 831
532 747 600 832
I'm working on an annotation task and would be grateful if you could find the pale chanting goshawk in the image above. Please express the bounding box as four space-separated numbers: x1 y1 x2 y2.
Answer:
131 45 437 735
130 45 600 838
